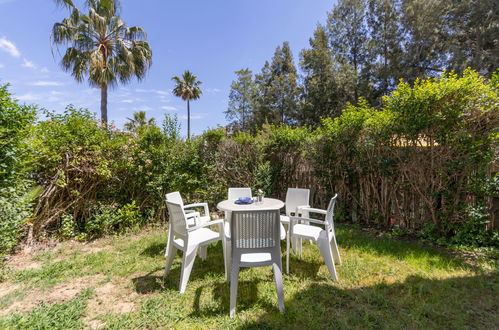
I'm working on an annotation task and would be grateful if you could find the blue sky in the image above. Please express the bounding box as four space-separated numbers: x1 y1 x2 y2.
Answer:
0 0 333 136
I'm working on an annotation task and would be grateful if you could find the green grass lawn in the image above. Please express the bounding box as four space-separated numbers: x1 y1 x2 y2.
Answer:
0 225 497 329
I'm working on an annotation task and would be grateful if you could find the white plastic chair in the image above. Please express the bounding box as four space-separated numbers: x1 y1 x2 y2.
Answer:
286 194 341 281
280 188 310 255
229 209 284 317
166 191 210 226
228 187 252 201
164 200 225 293
165 192 212 260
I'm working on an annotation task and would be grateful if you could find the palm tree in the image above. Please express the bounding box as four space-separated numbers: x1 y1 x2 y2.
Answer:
124 111 155 131
172 71 202 139
52 0 152 125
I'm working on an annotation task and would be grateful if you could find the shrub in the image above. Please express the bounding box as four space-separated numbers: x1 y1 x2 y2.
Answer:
0 183 35 257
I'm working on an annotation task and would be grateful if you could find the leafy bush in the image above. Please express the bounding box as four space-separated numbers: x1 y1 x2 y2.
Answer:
0 183 35 257
0 84 36 187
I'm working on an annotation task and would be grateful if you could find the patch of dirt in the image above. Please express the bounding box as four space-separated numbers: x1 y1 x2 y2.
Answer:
0 282 20 299
4 252 42 271
0 275 103 316
84 280 139 328
86 281 137 315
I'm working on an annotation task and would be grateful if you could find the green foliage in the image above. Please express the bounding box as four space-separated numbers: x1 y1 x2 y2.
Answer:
85 201 140 239
252 42 299 127
0 183 35 258
52 0 152 122
0 84 36 187
2 70 497 252
225 68 254 131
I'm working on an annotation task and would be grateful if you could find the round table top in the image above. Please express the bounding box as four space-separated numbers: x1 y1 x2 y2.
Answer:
217 197 284 212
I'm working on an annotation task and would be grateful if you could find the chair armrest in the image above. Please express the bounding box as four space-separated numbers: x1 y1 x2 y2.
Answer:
184 203 209 217
185 211 200 219
291 205 310 216
290 216 326 226
188 219 224 231
297 206 326 215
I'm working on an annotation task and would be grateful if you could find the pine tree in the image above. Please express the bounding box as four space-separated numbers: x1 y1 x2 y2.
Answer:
327 0 371 103
299 25 343 126
252 42 299 127
225 68 254 131
367 0 405 98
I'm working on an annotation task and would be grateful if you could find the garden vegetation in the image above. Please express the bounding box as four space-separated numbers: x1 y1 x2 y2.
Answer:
1 70 497 258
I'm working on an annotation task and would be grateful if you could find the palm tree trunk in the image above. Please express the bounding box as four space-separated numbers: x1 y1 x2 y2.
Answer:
187 99 191 140
101 83 108 125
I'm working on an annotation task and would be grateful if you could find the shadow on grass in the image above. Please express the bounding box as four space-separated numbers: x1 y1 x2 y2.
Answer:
134 242 228 293
140 243 165 257
240 273 499 329
132 268 164 294
189 279 275 317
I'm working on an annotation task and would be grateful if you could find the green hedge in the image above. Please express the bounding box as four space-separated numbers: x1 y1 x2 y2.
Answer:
0 70 497 254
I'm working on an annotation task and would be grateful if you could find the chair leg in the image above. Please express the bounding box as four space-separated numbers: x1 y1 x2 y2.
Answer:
286 233 290 274
225 239 231 282
272 260 285 313
179 245 198 293
164 228 171 257
229 257 240 318
198 245 207 261
318 239 338 282
295 238 303 256
330 235 342 265
164 237 176 277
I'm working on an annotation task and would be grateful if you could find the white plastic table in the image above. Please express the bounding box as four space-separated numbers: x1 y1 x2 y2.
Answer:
217 197 285 212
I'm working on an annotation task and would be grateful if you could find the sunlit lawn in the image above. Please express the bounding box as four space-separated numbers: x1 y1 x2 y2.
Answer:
0 224 497 329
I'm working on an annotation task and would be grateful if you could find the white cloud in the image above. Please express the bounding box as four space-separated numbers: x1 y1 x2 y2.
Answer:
121 99 134 103
0 63 4 68
133 105 153 111
206 88 222 93
16 93 40 102
30 81 64 87
22 58 36 69
161 106 177 111
40 67 49 73
0 37 21 57
135 88 168 95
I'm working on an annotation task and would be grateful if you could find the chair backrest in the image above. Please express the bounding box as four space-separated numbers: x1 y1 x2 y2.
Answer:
166 191 184 208
230 210 280 251
285 188 310 216
228 187 252 201
166 200 188 236
325 194 338 233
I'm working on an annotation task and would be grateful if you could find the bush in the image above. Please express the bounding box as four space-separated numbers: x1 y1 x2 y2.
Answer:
0 183 35 257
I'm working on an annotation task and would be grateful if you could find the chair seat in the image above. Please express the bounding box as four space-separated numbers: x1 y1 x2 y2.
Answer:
280 215 290 224
173 228 220 248
292 224 325 241
240 252 272 263
225 222 287 240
